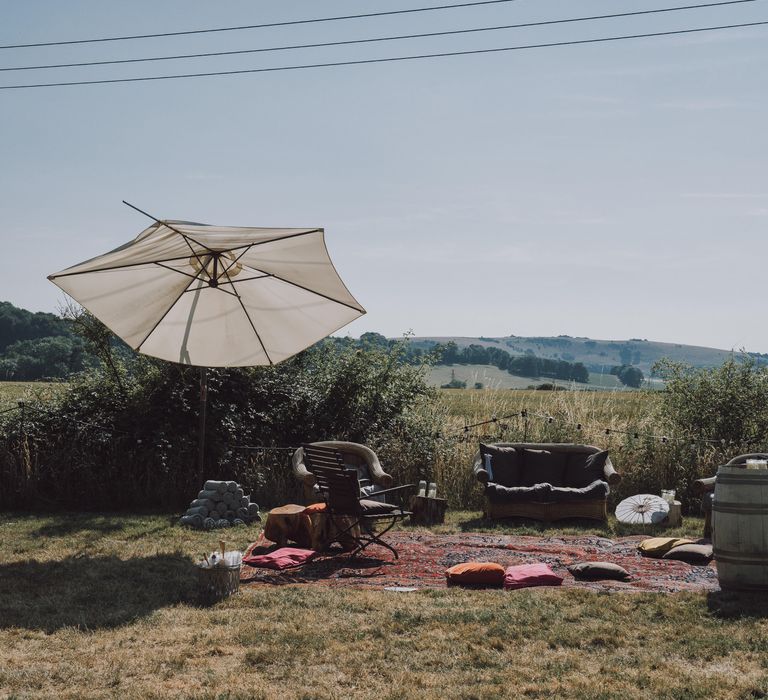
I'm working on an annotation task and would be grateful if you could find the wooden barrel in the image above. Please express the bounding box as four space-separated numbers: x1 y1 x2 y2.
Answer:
712 466 768 590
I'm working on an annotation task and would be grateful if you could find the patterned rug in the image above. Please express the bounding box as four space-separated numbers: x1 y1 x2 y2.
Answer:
240 532 719 593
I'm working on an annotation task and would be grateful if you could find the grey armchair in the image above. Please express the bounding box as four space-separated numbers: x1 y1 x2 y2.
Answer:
292 441 394 504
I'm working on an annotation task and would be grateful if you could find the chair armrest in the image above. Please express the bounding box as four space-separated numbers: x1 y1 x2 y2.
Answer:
472 452 489 483
693 476 717 495
361 447 394 488
291 447 316 488
361 484 415 500
602 456 621 486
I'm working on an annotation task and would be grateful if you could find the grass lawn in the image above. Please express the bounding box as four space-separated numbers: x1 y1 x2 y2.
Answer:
2 512 768 699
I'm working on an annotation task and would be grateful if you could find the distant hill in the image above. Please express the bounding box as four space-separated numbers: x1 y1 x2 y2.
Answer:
0 301 89 380
403 334 764 376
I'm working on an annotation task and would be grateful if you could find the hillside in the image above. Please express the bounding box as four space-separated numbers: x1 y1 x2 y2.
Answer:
407 334 759 376
428 364 632 391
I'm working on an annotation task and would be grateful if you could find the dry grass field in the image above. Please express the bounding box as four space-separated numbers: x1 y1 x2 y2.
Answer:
0 381 63 411
1 513 767 700
2 385 765 698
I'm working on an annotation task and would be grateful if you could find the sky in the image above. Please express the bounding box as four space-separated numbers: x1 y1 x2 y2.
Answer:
1 0 767 351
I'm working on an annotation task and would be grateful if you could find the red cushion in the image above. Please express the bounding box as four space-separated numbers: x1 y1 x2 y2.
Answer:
303 502 327 513
445 562 505 586
243 547 315 570
504 563 563 590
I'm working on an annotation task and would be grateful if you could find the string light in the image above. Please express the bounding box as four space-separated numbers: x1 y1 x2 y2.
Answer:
448 408 765 450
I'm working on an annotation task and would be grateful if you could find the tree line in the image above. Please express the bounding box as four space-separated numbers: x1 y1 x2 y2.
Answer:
0 302 90 380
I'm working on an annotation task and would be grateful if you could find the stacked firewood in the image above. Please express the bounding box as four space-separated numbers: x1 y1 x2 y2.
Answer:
179 480 260 529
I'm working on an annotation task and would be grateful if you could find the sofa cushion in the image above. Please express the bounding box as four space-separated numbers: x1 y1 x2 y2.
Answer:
548 480 609 502
662 543 713 565
520 449 567 487
567 561 630 581
480 443 520 487
359 499 399 515
564 450 609 488
485 482 552 504
504 563 563 590
445 562 505 587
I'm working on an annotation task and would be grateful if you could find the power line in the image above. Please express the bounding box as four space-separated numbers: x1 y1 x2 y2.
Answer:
1 0 755 73
2 19 765 91
0 0 522 50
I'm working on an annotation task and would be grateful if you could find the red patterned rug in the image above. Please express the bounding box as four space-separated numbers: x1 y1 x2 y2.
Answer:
240 532 719 593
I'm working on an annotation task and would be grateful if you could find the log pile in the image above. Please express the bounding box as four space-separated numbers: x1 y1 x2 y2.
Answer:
179 480 260 529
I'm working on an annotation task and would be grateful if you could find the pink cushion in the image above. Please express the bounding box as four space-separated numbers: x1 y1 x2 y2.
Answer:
503 563 563 590
243 547 315 570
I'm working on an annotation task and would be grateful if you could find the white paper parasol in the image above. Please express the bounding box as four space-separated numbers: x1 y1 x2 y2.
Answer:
615 494 670 525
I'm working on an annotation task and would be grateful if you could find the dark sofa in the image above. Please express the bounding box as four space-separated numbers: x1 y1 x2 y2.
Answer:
473 442 620 521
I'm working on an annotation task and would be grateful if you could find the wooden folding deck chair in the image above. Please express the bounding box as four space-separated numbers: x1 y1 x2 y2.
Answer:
301 443 413 560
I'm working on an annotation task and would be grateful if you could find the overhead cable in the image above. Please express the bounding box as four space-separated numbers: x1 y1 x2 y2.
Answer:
2 20 766 91
0 0 523 50
1 0 756 73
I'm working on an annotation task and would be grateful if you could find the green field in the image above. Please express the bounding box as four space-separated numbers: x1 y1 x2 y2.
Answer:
429 363 635 390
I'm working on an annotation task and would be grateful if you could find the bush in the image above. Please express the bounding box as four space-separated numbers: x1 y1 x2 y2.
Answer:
0 340 445 510
655 356 768 446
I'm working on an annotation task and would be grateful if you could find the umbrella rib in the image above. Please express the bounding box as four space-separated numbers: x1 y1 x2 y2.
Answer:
267 273 364 312
180 284 239 299
216 268 361 311
221 267 274 365
49 254 197 278
135 277 206 352
154 261 203 282
219 273 271 285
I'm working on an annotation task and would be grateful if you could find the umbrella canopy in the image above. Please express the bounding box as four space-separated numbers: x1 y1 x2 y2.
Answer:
49 214 365 366
615 494 670 525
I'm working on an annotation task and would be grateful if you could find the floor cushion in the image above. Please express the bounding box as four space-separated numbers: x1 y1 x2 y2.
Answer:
446 562 505 586
663 543 713 565
520 449 568 487
243 547 316 570
480 443 520 487
567 561 631 581
637 537 696 558
504 563 564 590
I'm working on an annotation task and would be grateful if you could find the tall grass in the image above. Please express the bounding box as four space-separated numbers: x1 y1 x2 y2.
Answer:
427 389 730 512
0 382 743 514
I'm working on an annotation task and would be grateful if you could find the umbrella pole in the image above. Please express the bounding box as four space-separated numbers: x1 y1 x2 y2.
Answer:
198 367 207 482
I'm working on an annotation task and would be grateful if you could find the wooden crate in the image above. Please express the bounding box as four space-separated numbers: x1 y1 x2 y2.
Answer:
409 495 448 525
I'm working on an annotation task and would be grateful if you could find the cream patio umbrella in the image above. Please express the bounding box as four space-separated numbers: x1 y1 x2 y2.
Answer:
48 202 365 473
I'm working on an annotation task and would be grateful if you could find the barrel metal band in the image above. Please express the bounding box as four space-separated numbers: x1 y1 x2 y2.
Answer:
714 547 768 560
714 550 768 565
716 475 768 486
712 501 768 515
719 581 768 591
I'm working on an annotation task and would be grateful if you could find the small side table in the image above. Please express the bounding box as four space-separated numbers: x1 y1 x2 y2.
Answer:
409 495 447 525
664 500 683 527
263 504 313 548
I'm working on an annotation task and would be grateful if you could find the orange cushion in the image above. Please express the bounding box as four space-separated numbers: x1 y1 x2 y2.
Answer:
445 562 505 586
303 502 327 513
